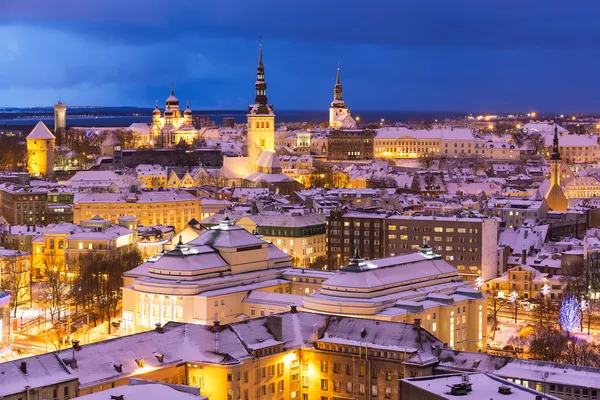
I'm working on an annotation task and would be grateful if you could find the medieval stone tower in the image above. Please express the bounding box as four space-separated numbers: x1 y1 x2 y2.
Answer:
27 121 56 178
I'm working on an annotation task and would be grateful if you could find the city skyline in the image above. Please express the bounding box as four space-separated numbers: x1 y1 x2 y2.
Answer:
2 1 600 112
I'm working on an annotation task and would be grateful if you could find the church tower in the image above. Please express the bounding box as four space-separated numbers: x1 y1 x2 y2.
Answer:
329 66 354 129
546 123 568 211
26 121 56 178
247 43 275 170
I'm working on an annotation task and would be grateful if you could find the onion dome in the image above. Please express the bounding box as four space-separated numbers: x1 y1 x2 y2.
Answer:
152 100 161 116
165 85 179 107
164 105 174 116
184 100 192 116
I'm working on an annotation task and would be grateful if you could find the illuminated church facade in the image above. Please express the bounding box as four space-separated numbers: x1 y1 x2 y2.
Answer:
221 45 296 191
151 88 198 147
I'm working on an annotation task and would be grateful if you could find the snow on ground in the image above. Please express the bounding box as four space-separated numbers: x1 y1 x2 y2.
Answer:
491 317 600 347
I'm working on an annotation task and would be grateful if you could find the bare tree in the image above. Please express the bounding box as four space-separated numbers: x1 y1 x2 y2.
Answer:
418 152 436 170
40 270 70 324
1 257 30 318
527 132 545 155
487 289 505 341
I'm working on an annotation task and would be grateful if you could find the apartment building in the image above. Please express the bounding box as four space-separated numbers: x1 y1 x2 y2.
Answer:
327 129 375 160
327 210 499 280
326 209 390 268
385 215 499 281
0 183 48 225
0 314 443 400
487 198 549 228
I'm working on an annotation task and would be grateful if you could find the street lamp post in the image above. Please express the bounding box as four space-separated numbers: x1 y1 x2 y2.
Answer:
509 291 519 323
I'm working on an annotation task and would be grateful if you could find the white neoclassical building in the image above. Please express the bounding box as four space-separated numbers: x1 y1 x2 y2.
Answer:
121 216 293 333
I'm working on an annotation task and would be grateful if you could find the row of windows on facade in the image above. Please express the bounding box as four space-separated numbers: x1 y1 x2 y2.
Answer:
212 379 393 400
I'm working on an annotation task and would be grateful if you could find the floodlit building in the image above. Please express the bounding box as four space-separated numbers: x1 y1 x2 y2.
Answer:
303 246 487 352
151 88 198 147
73 190 203 231
26 121 56 178
221 44 295 190
0 314 443 400
121 216 293 331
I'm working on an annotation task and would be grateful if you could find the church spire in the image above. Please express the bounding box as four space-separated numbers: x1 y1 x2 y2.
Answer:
254 42 268 105
331 65 346 108
551 123 561 160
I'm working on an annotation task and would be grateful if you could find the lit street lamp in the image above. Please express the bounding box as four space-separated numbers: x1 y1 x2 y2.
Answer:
509 291 519 323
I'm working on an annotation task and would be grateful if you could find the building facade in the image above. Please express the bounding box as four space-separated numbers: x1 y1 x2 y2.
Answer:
327 129 375 161
0 184 48 225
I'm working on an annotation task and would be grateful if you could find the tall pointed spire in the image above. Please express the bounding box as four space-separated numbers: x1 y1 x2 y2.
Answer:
551 123 561 160
254 42 268 105
331 65 346 108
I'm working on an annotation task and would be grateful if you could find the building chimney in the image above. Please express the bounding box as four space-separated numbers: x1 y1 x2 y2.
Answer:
521 249 527 264
110 395 125 400
266 315 283 342
155 322 164 333
72 339 81 351
113 363 123 372
154 353 164 363
290 305 298 314
413 318 421 330
213 320 221 328
19 361 27 374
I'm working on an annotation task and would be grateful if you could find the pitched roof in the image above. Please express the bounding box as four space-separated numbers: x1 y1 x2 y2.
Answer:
27 121 56 140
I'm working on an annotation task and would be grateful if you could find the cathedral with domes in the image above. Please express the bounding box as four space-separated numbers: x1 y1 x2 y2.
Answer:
151 87 198 147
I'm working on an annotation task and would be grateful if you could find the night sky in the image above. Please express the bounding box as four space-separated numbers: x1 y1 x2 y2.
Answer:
2 1 600 113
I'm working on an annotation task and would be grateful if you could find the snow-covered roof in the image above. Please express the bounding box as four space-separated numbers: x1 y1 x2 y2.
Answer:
27 121 56 140
79 383 206 399
402 373 559 399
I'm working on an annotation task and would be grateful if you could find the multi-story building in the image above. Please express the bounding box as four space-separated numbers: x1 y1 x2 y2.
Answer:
0 224 45 253
0 248 30 304
0 314 442 400
327 210 499 280
485 264 565 301
0 183 48 225
121 217 293 331
46 189 74 224
64 216 137 275
302 248 487 352
326 209 390 268
327 129 375 160
384 215 499 281
541 133 600 164
486 198 549 228
73 190 203 231
201 211 327 267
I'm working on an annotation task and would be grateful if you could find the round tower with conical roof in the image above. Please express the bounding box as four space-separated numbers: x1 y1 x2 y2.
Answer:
27 121 56 178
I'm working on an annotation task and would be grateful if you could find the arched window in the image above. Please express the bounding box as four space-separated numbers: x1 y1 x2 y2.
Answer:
265 121 269 129
255 122 259 129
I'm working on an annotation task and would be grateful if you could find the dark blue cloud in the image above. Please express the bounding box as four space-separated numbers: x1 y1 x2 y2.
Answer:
1 0 600 112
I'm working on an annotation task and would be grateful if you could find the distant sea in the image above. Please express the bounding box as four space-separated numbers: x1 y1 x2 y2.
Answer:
0 107 467 128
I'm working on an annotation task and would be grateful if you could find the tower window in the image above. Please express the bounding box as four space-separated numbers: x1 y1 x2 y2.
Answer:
265 122 269 129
